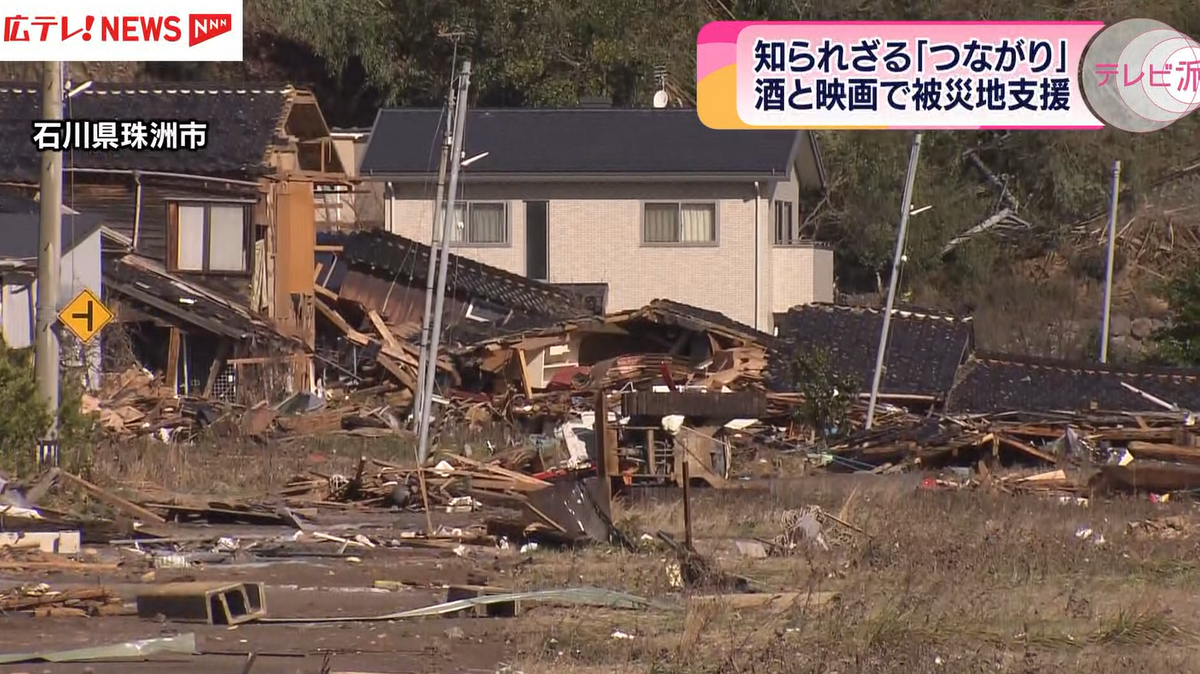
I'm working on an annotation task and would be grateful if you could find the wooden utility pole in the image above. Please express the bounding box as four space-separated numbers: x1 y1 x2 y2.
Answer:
35 61 63 437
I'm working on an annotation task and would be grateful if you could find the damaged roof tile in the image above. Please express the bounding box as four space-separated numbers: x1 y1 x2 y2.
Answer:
318 229 590 343
769 303 973 397
104 254 294 344
636 299 774 346
947 352 1200 413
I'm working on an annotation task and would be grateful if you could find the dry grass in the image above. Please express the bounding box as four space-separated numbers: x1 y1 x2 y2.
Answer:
505 474 1200 674
51 438 1200 673
69 436 411 497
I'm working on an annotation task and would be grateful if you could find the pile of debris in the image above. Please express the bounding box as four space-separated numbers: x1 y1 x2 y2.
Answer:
279 454 554 511
86 291 779 444
0 584 128 617
825 409 1200 495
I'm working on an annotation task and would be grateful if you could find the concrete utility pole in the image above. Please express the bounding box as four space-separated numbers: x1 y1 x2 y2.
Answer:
35 61 63 437
1099 159 1122 364
413 86 456 429
865 131 923 430
415 59 471 466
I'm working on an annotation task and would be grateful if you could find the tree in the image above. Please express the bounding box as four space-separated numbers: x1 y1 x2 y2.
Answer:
0 338 96 474
1148 267 1200 367
253 0 698 107
789 348 859 439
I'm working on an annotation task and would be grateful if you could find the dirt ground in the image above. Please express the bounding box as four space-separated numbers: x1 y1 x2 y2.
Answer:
4 473 1200 674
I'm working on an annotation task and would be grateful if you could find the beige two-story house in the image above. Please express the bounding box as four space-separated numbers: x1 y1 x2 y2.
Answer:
358 106 833 330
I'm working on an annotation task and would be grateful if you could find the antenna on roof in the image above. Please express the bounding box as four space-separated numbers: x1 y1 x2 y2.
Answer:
653 65 669 109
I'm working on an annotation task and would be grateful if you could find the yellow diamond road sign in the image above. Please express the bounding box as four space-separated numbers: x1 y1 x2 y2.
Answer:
58 288 113 344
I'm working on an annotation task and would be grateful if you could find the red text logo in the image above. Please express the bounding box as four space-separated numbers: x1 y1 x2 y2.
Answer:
188 14 230 47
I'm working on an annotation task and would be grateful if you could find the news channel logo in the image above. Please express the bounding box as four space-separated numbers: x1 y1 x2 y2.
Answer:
1082 18 1200 132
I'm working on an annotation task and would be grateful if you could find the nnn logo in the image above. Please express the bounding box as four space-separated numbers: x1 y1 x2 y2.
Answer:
188 14 232 47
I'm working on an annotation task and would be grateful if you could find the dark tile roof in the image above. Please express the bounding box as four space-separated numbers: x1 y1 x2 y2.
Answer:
360 108 805 180
639 299 774 346
0 83 294 182
768 303 974 396
104 254 293 344
947 352 1200 413
0 210 104 260
318 229 590 342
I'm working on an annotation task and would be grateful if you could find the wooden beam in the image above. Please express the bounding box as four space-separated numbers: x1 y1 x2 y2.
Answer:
226 354 309 366
593 390 613 516
314 284 339 301
367 310 400 350
201 339 232 398
56 471 167 524
314 296 423 369
315 245 343 253
165 327 181 393
375 354 416 390
314 297 355 334
514 348 534 399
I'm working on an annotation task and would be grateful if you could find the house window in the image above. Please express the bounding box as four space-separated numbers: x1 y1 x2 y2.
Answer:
171 202 249 272
774 200 797 245
445 202 508 245
642 202 717 244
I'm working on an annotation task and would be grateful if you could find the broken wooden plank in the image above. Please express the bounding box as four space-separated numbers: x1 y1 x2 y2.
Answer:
202 339 232 399
995 434 1058 464
315 296 355 334
1127 441 1200 465
165 327 181 393
56 471 167 524
368 310 401 351
515 349 535 399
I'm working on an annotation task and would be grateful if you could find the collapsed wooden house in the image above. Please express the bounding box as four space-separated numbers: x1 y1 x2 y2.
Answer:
0 83 350 400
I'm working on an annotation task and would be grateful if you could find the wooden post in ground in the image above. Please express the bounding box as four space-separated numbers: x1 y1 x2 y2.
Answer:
680 439 693 550
593 389 613 513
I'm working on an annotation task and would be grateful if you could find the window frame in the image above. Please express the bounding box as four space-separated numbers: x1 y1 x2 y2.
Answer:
441 200 511 247
639 200 720 247
166 200 253 274
773 199 799 246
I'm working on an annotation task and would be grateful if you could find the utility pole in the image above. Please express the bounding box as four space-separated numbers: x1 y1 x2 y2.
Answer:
865 131 923 430
413 85 456 429
415 59 471 466
35 61 63 437
1099 159 1122 364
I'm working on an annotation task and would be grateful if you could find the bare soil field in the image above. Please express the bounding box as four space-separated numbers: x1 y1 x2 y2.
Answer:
2 469 1199 674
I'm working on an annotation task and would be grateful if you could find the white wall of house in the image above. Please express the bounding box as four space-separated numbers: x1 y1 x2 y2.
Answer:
385 179 833 330
0 229 103 389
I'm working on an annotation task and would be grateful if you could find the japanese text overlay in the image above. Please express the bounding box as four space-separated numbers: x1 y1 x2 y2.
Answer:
31 120 209 152
697 21 1105 130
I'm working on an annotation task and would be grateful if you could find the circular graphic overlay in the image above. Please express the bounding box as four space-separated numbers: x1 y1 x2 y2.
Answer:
1082 18 1200 132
